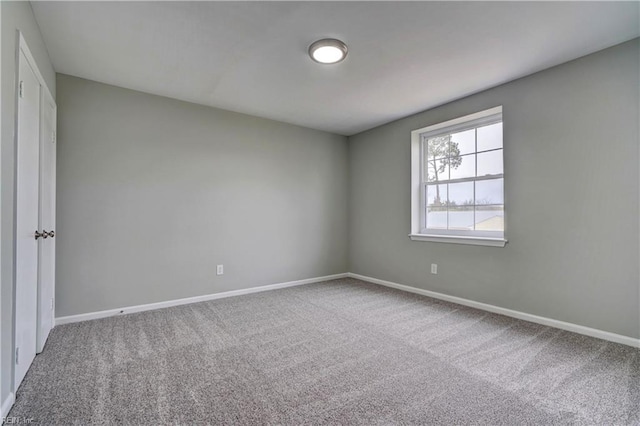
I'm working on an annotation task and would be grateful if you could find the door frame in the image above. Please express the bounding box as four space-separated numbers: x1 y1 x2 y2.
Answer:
11 31 55 391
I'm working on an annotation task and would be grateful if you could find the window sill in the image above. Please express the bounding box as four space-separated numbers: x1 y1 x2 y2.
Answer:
408 234 507 247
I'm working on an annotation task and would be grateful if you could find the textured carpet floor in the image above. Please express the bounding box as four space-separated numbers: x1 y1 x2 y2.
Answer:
9 278 640 425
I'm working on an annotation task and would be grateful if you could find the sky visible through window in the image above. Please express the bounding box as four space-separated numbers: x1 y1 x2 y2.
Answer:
424 122 503 231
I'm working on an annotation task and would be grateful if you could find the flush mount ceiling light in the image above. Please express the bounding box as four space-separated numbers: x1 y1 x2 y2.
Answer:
308 39 348 64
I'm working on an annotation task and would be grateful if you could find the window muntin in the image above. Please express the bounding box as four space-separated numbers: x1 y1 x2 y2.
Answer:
412 107 505 243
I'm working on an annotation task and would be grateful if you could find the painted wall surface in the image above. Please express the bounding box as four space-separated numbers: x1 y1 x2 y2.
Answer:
55 74 348 317
348 39 640 339
1 1 56 405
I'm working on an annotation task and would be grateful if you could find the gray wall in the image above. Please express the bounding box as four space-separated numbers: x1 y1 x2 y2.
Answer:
55 74 348 317
348 39 640 339
1 1 56 405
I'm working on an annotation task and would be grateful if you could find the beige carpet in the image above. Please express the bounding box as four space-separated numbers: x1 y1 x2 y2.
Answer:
9 278 640 424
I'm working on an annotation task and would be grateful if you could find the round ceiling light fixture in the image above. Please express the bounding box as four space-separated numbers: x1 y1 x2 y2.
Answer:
308 38 348 64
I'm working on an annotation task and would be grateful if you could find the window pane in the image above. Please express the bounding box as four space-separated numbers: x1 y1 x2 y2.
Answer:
475 178 503 205
477 122 502 152
450 129 475 155
448 181 473 206
426 209 447 229
449 207 474 230
477 149 503 176
474 205 504 231
426 158 449 182
426 184 447 207
449 153 475 180
425 135 450 160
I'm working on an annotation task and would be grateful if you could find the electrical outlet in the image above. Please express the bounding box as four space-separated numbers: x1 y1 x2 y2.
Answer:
216 265 224 276
431 264 438 274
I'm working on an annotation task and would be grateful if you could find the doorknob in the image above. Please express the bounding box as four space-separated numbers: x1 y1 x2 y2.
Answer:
35 230 54 240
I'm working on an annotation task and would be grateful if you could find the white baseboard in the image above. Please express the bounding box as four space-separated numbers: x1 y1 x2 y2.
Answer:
54 271 639 349
1 392 15 419
55 273 348 326
348 273 640 348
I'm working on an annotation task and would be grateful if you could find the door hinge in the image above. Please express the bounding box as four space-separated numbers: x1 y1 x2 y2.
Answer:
52 131 56 144
51 298 54 310
19 81 24 98
15 347 19 364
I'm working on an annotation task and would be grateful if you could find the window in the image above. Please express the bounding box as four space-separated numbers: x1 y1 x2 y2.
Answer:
410 106 506 247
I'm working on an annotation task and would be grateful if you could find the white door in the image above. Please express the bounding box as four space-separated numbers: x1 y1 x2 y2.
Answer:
15 49 41 388
37 91 56 353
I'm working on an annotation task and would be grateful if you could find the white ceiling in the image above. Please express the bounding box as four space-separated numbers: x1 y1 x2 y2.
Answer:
32 1 639 136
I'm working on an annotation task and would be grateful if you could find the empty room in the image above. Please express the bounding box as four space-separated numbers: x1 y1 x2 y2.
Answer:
1 1 639 424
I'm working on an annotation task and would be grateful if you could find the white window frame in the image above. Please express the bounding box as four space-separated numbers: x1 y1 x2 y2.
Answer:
410 106 507 247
